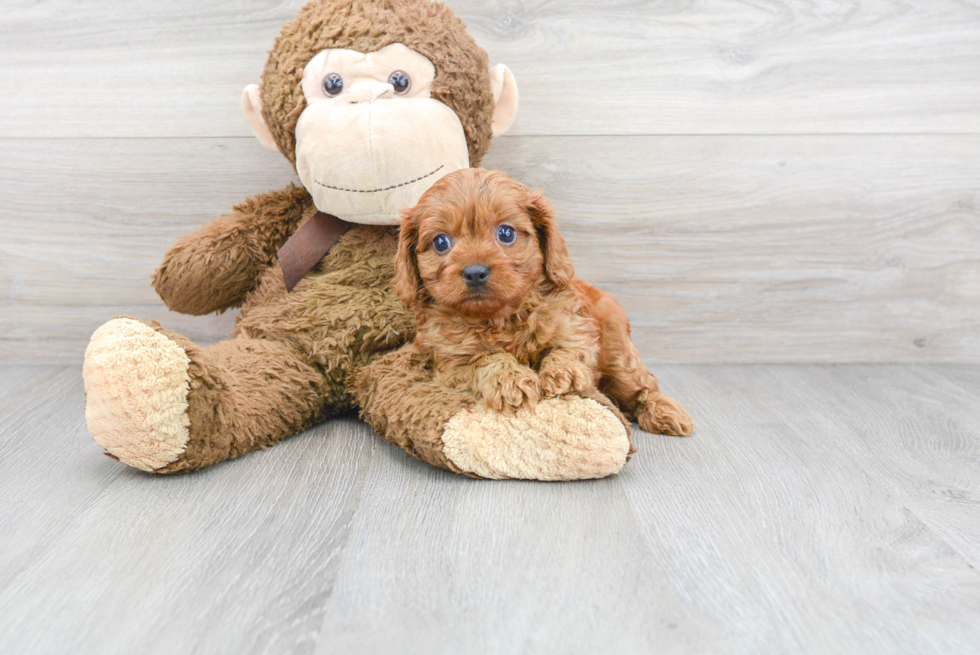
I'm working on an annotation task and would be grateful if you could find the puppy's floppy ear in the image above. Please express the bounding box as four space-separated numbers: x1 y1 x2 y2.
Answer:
394 205 426 308
525 189 574 290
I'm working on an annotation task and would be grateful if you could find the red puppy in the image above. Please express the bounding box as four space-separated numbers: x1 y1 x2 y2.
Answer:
395 168 693 436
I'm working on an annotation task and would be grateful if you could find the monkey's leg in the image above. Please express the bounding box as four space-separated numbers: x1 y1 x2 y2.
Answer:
591 292 694 437
83 317 328 473
351 343 635 481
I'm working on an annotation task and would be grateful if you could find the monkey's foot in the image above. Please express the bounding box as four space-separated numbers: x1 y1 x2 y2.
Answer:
442 395 632 481
636 391 694 437
351 343 635 481
83 317 192 472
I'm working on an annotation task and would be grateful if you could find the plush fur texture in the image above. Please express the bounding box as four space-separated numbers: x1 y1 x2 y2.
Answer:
83 0 636 480
84 0 495 474
84 318 192 471
395 169 694 436
261 0 494 168
157 204 416 473
152 184 312 316
96 184 419 473
442 395 634 481
348 342 634 479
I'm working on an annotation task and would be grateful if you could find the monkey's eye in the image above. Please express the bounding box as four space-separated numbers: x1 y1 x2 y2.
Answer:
432 234 452 254
323 73 344 97
496 224 517 245
388 70 411 95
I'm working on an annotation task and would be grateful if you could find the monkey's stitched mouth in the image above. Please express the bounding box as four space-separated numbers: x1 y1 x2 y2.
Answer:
314 165 445 194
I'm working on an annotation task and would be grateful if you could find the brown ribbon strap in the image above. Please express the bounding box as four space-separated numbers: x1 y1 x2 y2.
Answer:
277 211 352 292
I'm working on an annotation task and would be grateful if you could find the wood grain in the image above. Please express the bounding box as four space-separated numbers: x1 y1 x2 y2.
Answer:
2 364 980 653
489 135 980 364
1 0 978 137
752 364 980 569
0 368 124 597
0 369 376 654
620 364 980 654
2 134 977 364
0 365 59 399
314 443 731 655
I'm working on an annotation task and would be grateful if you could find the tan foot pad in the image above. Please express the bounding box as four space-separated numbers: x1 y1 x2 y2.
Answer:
442 396 631 481
83 318 192 472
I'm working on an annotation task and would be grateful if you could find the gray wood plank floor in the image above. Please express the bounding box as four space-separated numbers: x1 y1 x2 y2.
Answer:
1 364 979 654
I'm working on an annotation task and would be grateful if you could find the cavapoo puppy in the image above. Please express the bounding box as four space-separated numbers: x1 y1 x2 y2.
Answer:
394 168 693 437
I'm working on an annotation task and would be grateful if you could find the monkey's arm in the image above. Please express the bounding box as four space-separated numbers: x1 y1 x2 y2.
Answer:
152 184 312 315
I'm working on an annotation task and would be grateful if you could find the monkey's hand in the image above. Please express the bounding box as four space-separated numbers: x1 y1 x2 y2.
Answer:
539 349 596 398
152 185 310 315
471 353 541 413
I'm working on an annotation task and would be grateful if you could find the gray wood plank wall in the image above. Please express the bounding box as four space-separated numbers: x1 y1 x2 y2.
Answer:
1 0 978 364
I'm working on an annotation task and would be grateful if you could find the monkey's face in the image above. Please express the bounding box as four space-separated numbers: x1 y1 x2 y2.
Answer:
290 44 469 225
242 2 520 227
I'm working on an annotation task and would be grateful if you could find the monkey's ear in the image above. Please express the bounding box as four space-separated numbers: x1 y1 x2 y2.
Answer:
241 84 279 151
489 64 519 138
526 190 574 291
393 207 426 309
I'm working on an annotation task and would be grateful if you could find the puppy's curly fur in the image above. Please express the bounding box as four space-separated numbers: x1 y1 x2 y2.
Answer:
395 168 693 436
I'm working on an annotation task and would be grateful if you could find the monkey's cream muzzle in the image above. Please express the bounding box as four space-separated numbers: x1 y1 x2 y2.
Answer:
295 89 468 225
294 44 470 225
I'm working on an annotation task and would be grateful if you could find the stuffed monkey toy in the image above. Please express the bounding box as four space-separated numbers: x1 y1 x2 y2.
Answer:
83 0 683 480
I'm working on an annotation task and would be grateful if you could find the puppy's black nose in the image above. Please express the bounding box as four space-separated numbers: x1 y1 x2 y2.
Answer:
462 264 490 287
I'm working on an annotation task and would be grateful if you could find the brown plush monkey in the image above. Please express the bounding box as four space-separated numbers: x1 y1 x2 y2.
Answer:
82 0 639 480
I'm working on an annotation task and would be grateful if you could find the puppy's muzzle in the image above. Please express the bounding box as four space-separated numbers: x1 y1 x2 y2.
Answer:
462 264 490 288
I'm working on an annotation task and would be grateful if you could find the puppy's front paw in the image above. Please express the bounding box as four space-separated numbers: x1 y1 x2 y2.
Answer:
481 366 541 413
539 360 594 398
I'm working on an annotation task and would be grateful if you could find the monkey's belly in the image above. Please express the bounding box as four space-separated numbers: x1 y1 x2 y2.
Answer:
233 225 415 378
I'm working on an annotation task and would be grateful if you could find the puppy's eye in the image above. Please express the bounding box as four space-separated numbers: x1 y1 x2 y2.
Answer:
432 233 452 254
388 70 411 95
323 73 344 96
496 224 517 245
